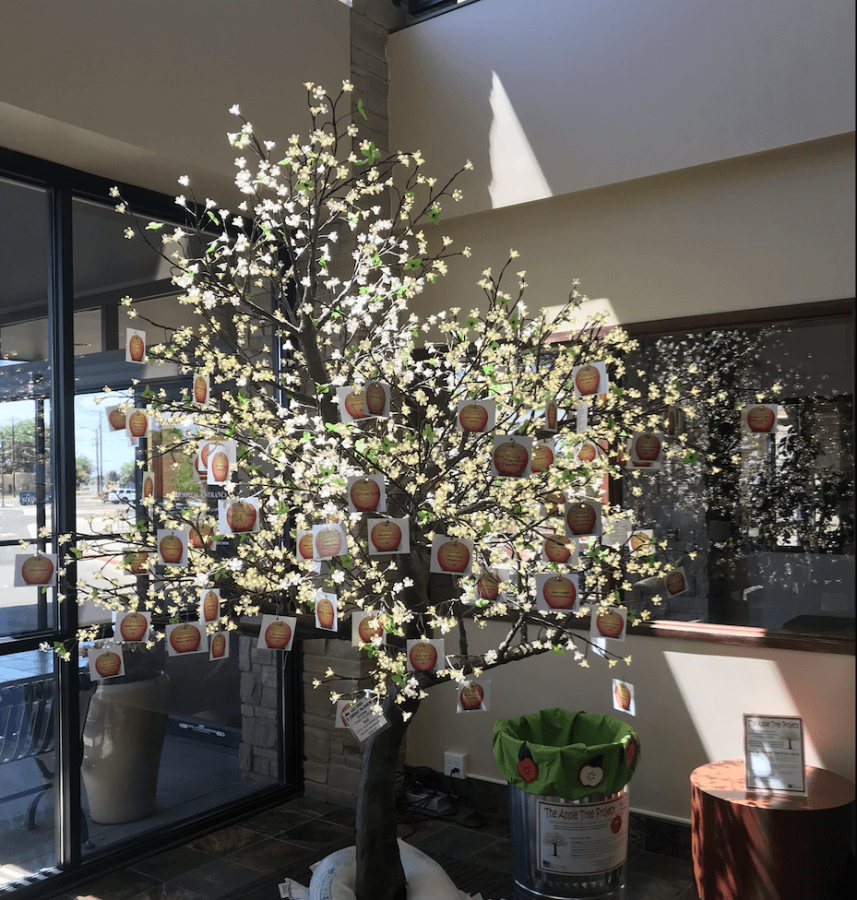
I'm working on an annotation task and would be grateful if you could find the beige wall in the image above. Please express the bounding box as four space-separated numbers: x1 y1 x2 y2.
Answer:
389 0 855 218
407 624 856 821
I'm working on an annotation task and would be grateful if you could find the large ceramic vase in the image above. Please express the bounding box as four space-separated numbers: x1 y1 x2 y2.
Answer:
81 674 170 824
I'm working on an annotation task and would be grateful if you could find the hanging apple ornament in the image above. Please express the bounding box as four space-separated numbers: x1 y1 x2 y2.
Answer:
409 641 438 672
543 491 567 514
437 540 471 573
170 623 201 653
543 534 572 563
566 502 596 535
20 555 54 585
94 651 122 678
575 365 600 396
370 521 402 552
124 551 149 574
210 450 230 482
350 478 381 512
517 742 538 783
210 633 226 658
107 408 126 431
476 571 501 601
634 433 661 461
545 400 557 430
493 439 529 476
202 591 220 622
530 443 554 473
578 754 605 788
316 597 335 629
459 403 489 432
665 569 687 595
357 614 384 643
365 381 386 416
543 575 576 609
265 619 292 650
315 525 343 558
128 410 148 437
747 405 776 433
189 525 214 549
193 375 208 404
344 390 366 419
128 333 145 362
119 612 148 641
459 683 485 710
142 474 154 498
577 442 597 463
614 682 632 711
596 609 624 638
226 501 257 533
159 534 184 564
200 443 212 468
629 531 650 552
297 532 315 560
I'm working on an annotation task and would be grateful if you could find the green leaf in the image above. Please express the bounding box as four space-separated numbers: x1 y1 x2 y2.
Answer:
552 644 564 656
357 98 367 120
68 547 83 559
428 205 441 224
404 257 421 271
145 222 163 231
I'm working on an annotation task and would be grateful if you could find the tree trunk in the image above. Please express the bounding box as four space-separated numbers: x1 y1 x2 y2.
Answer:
354 689 419 900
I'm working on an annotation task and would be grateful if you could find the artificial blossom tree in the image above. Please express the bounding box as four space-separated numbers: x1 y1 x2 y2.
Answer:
68 82 715 900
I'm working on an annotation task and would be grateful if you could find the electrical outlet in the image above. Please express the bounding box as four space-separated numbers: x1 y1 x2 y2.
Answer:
444 751 467 779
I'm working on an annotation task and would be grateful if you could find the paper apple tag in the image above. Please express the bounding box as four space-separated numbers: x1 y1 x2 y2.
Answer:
337 386 368 423
125 408 150 442
541 532 578 566
209 631 230 661
257 614 297 652
141 470 157 501
347 474 386 513
543 398 558 433
352 609 385 647
630 431 665 465
576 402 588 433
534 572 580 613
591 606 627 641
574 440 599 465
491 435 533 478
199 588 221 625
406 638 444 673
430 534 473 575
530 439 555 475
664 566 689 597
166 622 207 657
125 327 147 364
105 405 127 432
312 522 347 559
627 528 654 553
315 592 338 631
362 380 391 418
206 440 237 486
613 678 636 716
14 553 58 588
219 497 260 535
89 643 126 680
368 517 410 555
473 567 512 605
456 398 496 433
156 528 189 567
116 610 150 643
457 679 491 713
564 499 603 539
517 742 538 783
192 372 210 406
742 403 778 434
572 361 608 400
341 697 389 743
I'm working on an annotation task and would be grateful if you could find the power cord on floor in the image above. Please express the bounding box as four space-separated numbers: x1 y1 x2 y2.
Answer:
395 765 501 835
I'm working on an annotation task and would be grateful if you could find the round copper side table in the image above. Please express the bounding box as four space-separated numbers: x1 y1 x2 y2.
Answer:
691 759 855 900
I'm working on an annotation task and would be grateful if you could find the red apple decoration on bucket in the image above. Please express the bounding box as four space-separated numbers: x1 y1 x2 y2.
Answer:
365 381 386 415
315 526 343 558
297 532 315 560
128 411 148 437
459 403 489 432
159 535 184 564
95 651 122 678
596 609 624 638
344 390 366 419
350 478 381 511
611 815 623 834
666 570 686 595
119 612 148 641
747 405 776 433
459 683 485 710
493 440 529 476
107 408 126 430
265 620 292 650
575 365 600 396
626 736 638 765
128 333 145 361
531 443 554 473
517 743 538 783
227 501 257 533
437 540 470 573
634 433 661 461
170 623 201 654
544 534 572 563
202 591 220 622
210 633 226 658
566 502 597 535
409 641 438 672
20 556 54 585
371 521 402 552
193 375 208 404
543 575 576 609
316 598 335 629
210 450 230 482
476 571 501 600
614 682 632 711
358 615 383 643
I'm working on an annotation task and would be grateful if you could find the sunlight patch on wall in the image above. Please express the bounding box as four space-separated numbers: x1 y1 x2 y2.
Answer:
488 71 551 210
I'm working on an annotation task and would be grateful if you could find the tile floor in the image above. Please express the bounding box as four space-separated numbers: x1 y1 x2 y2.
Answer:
40 796 701 900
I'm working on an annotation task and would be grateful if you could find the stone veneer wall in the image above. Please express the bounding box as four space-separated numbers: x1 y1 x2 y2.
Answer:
238 634 282 782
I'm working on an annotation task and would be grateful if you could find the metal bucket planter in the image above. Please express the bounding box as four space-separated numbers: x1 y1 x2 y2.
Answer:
493 709 640 900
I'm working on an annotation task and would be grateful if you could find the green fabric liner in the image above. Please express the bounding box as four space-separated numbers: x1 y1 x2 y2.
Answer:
493 708 640 801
